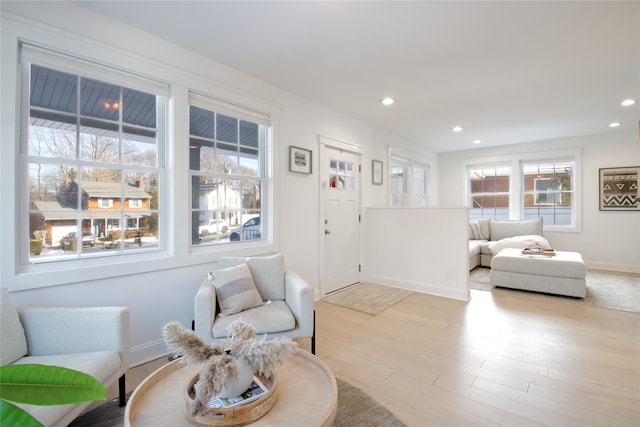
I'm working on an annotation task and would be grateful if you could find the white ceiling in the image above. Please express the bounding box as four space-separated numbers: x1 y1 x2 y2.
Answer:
13 1 640 152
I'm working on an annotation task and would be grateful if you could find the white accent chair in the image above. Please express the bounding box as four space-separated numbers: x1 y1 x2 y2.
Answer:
0 288 130 427
194 254 316 353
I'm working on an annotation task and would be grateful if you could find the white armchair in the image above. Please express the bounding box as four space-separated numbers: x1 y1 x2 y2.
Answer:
0 288 130 427
194 254 316 353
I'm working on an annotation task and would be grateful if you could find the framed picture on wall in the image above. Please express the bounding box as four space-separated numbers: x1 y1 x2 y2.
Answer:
372 160 383 185
599 166 640 211
289 146 312 174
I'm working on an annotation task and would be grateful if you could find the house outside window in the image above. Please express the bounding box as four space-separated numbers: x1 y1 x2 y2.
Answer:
22 46 166 263
522 161 574 225
189 94 270 246
468 165 511 219
466 152 579 229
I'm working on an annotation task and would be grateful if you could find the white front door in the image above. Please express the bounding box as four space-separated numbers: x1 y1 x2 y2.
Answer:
321 145 361 294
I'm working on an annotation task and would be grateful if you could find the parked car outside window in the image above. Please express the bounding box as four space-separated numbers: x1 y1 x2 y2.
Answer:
198 219 230 236
59 231 95 250
229 217 261 241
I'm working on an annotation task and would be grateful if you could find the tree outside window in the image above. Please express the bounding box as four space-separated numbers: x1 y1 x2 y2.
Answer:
189 103 268 246
523 161 574 225
24 61 165 261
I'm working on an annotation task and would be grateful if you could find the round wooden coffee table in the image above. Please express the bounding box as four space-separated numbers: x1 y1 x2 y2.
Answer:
124 349 337 427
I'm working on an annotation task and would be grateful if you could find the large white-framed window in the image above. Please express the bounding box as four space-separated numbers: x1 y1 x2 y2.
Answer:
467 164 512 219
522 160 575 226
390 159 408 206
189 93 271 247
465 150 581 230
389 153 430 207
412 164 429 206
20 44 167 264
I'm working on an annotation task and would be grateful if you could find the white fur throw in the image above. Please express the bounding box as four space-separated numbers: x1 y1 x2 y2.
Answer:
489 235 551 255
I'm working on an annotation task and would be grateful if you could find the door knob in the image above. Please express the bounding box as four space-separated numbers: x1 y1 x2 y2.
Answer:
325 230 331 235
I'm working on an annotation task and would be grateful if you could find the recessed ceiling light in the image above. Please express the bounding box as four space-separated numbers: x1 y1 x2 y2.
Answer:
621 99 636 107
473 139 482 144
452 126 463 132
609 122 621 128
381 97 395 106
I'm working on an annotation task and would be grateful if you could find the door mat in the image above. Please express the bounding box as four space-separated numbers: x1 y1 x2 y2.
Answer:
322 283 414 315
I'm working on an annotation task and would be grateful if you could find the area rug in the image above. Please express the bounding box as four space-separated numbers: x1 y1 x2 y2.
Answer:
68 378 406 427
470 267 640 313
334 378 406 427
322 282 414 315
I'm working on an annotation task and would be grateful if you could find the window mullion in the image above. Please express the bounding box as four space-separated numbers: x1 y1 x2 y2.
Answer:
189 96 268 248
23 52 165 266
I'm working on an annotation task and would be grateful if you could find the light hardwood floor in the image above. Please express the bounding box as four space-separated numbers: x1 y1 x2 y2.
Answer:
114 283 639 427
315 286 639 427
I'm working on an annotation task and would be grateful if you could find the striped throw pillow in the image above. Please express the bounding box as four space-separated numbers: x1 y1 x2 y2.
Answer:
209 263 263 316
468 220 487 240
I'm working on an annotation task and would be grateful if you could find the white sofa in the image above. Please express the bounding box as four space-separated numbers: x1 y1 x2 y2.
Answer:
468 217 549 270
1 288 130 427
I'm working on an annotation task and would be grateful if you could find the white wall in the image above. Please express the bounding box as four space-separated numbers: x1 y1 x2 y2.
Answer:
439 130 640 273
5 3 634 371
0 4 436 366
364 207 470 301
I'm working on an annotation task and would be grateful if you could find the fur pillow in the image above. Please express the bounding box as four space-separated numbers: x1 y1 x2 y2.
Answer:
490 235 551 255
209 264 263 316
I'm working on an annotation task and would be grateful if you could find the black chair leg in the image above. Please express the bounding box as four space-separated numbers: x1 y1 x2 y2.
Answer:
311 310 316 355
118 374 126 407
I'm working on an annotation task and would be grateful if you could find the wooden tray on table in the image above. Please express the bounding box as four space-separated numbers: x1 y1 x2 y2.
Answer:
124 349 337 427
183 372 277 427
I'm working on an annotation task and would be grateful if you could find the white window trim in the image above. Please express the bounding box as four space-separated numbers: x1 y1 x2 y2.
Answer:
1 16 282 291
21 43 170 97
387 145 433 207
533 177 559 206
462 149 582 232
187 92 274 254
18 43 169 269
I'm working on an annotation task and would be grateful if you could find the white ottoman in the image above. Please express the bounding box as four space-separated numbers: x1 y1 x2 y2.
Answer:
490 248 586 298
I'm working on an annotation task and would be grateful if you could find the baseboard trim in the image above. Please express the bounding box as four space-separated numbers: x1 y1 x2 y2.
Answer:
364 274 470 301
129 339 169 368
587 261 640 274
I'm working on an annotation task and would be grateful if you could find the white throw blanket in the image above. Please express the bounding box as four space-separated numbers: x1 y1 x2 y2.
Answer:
489 235 551 255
